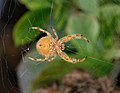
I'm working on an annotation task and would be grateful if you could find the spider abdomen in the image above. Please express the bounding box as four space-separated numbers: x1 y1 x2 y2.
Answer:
36 36 56 56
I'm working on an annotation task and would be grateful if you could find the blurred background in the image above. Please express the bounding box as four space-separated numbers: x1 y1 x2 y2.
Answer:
0 0 27 93
1 0 120 93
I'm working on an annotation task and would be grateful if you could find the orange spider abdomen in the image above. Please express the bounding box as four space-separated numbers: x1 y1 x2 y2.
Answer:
36 36 54 56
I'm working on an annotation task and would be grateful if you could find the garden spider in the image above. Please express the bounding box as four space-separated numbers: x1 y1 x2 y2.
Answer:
28 27 89 64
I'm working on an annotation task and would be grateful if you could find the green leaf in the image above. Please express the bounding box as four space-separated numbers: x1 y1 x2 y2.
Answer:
75 0 99 13
105 47 120 60
99 0 120 6
66 14 99 55
97 5 120 47
97 5 120 25
13 9 50 46
20 0 51 10
53 2 69 30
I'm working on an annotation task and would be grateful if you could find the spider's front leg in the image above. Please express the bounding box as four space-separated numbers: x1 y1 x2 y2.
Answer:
57 48 87 64
58 34 89 44
29 27 51 36
51 27 58 40
28 56 49 62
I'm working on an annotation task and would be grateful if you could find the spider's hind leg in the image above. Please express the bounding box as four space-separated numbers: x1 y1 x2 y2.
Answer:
57 34 89 63
58 34 90 44
57 49 87 64
48 54 56 62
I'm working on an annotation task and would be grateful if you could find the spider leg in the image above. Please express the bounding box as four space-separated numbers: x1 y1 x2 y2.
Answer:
28 56 49 62
57 48 87 64
51 27 58 40
48 54 56 62
58 34 89 44
29 27 51 36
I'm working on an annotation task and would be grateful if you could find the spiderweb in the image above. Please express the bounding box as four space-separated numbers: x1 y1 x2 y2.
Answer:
0 0 119 93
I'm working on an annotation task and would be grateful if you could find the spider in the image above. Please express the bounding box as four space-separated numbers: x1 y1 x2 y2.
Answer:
28 27 89 64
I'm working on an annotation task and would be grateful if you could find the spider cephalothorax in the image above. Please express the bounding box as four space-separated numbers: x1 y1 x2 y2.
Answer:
28 27 89 64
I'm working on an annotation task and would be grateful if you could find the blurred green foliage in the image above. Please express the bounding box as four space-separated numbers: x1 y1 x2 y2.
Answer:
75 0 99 13
13 0 120 92
13 9 51 45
